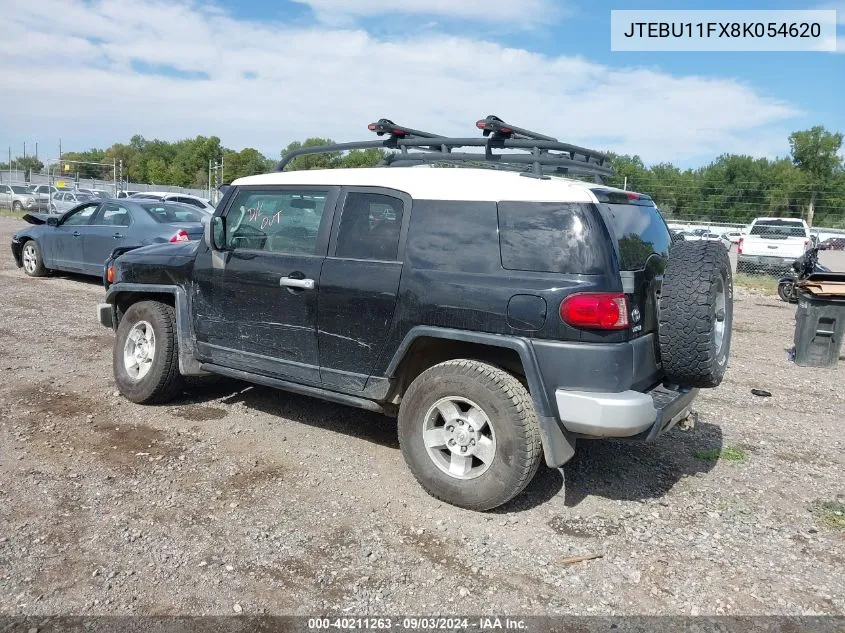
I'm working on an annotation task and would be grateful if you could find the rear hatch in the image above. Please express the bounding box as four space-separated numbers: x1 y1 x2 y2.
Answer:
591 188 671 342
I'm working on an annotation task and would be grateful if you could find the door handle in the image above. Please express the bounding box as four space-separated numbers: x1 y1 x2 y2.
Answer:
280 276 315 290
113 233 124 239
72 231 81 237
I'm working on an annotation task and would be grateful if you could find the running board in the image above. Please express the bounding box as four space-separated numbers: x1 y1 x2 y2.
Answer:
200 364 385 413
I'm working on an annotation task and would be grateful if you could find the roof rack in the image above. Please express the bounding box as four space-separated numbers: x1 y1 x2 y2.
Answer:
276 115 613 180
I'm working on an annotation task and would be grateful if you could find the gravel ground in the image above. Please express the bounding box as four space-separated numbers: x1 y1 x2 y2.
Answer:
0 215 843 617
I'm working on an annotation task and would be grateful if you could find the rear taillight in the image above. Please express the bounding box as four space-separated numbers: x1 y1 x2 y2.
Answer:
560 293 629 330
169 230 189 243
737 238 743 255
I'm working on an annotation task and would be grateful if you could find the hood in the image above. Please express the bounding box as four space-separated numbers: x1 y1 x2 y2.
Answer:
117 239 201 261
22 213 52 225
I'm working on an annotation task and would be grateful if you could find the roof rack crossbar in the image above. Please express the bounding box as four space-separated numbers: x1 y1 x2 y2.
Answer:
275 118 612 179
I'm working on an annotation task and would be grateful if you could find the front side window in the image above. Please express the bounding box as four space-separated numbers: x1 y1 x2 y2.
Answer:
62 204 99 226
335 192 404 261
224 189 328 254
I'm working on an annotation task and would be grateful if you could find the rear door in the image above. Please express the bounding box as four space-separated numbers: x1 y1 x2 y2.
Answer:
83 201 133 274
192 186 339 384
592 190 671 340
318 188 410 391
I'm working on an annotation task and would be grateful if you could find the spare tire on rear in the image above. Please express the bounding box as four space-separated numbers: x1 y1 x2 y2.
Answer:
658 240 733 388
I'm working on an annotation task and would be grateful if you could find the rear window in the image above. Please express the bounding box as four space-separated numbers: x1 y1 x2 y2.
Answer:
750 220 806 238
598 203 671 270
142 203 205 223
497 202 608 274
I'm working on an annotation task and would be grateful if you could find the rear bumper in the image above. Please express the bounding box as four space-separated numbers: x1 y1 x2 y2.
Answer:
555 383 698 439
738 254 797 270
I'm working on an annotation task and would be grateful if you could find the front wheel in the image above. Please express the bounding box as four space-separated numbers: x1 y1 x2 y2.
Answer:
777 279 796 303
21 240 48 277
113 300 184 404
13 201 22 212
398 360 542 511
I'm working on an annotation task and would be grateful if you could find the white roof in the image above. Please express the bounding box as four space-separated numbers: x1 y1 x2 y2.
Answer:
233 168 599 203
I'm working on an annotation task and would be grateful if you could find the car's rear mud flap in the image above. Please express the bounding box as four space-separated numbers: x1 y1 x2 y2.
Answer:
537 414 576 467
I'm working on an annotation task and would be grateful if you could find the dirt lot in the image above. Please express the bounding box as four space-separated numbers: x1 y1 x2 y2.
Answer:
0 215 843 616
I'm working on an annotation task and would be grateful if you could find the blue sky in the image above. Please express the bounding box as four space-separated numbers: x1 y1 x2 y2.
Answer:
2 0 843 168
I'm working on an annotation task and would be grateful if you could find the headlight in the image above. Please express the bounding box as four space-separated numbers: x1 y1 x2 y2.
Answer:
25 197 35 204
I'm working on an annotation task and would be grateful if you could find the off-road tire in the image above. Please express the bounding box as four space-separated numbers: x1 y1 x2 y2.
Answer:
113 300 184 404
398 359 542 511
659 241 733 388
21 240 48 277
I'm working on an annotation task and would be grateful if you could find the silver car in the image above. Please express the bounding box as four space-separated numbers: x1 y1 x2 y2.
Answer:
51 191 94 214
1 184 44 212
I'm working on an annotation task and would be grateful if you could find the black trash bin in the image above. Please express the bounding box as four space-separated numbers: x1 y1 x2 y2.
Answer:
793 291 845 368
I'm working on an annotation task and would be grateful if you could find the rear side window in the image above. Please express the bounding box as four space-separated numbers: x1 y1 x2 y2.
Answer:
143 203 205 224
598 203 671 270
750 220 806 238
497 202 608 275
335 192 404 261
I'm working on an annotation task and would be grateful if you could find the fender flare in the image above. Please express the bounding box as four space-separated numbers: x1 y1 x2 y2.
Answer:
105 283 206 376
385 326 575 467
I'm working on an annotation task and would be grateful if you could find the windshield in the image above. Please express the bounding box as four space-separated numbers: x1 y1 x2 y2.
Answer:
142 203 205 223
750 220 806 238
11 186 28 194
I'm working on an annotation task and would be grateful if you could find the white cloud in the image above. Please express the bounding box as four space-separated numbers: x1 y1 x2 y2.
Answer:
0 0 801 166
291 0 564 25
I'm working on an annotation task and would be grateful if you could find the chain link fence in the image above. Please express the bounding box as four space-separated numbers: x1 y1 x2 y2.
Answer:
0 169 210 200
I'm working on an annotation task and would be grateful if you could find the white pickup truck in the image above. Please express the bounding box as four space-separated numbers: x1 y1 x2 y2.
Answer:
737 217 810 274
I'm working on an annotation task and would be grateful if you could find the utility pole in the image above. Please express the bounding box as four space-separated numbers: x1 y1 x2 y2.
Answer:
119 159 123 193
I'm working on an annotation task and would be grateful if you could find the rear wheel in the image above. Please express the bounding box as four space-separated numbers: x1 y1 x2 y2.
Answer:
113 300 184 404
13 201 22 212
398 360 542 511
21 240 48 277
659 241 733 388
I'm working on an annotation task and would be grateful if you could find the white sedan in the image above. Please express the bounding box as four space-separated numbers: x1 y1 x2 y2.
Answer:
129 191 215 213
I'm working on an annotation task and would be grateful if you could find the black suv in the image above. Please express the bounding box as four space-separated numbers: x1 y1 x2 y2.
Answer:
97 118 733 510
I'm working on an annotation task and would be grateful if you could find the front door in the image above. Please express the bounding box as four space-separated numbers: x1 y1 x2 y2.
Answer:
43 202 100 271
318 188 410 391
192 186 339 384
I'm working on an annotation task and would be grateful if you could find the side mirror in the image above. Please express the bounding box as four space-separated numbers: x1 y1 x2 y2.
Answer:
204 216 224 249
47 216 59 227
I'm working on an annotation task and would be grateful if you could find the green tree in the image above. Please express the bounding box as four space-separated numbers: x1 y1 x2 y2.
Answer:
789 126 844 227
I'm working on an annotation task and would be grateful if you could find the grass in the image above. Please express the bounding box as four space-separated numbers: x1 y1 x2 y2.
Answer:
694 444 749 463
733 273 779 296
811 500 845 531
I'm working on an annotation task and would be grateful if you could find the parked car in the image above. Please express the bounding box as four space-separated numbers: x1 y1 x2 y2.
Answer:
130 191 215 213
680 230 730 249
821 237 845 251
721 230 744 245
77 188 111 199
10 200 206 278
0 184 45 212
26 184 67 208
51 191 95 214
737 217 811 274
94 117 733 511
116 191 140 199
